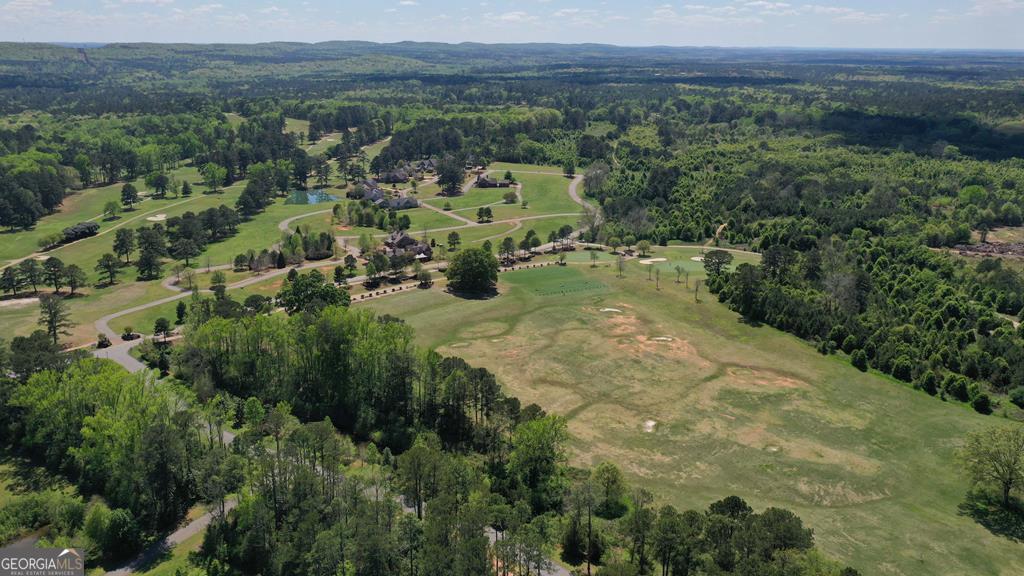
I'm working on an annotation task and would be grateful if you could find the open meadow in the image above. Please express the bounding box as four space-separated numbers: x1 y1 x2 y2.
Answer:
365 246 1022 576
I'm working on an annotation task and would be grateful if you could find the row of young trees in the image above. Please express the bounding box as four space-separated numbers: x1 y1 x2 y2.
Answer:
709 233 1024 414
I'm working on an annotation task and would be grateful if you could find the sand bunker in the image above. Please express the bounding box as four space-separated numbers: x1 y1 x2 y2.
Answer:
146 213 167 222
0 296 39 308
643 420 657 433
600 308 623 313
652 336 674 342
691 256 704 262
639 258 668 264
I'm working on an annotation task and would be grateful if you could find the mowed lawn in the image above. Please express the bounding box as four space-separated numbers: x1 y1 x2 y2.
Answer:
0 278 171 345
364 245 1022 576
423 186 513 211
0 165 208 267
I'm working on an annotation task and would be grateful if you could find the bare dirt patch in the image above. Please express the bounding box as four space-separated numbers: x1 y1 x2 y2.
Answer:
0 296 39 308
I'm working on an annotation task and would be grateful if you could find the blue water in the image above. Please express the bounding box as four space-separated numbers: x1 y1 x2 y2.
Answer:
285 189 337 205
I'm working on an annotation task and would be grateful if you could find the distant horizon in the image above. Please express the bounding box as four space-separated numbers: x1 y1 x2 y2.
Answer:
2 1 1022 50
28 40 1024 54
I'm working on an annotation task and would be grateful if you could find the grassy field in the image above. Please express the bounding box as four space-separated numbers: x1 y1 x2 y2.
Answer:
0 165 208 267
364 245 1023 576
362 137 390 160
284 117 310 136
0 278 171 345
423 187 513 211
995 120 1024 136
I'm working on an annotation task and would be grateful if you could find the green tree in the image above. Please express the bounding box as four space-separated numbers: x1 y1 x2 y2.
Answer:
637 240 651 257
851 349 868 372
958 425 1024 507
509 415 568 513
275 270 349 314
64 264 87 295
445 247 499 294
114 228 136 264
43 257 66 292
1 267 24 296
447 231 461 251
593 462 627 519
154 317 172 342
398 434 441 520
9 330 62 381
703 249 733 278
37 293 74 345
103 200 120 220
136 249 163 281
120 183 139 210
500 236 517 261
201 163 227 193
18 259 42 293
171 238 200 266
563 159 576 177
436 155 465 196
146 171 170 199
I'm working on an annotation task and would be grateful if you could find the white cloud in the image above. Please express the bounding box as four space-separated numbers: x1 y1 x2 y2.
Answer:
651 2 762 25
487 11 537 23
800 4 889 23
968 0 1024 15
3 0 52 11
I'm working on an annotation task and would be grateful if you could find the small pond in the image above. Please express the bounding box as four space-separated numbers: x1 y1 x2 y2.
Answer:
285 189 337 205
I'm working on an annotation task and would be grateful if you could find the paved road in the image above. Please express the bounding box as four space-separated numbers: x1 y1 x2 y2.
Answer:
278 208 333 232
92 339 147 373
106 499 238 575
419 197 479 225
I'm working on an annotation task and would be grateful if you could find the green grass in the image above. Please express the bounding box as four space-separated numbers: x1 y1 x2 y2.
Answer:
137 530 204 576
424 222 518 250
284 117 310 136
200 200 334 267
0 454 75 509
305 132 342 156
0 278 171 345
424 187 513 211
487 172 581 222
402 207 467 231
362 137 391 160
224 112 245 128
995 120 1024 135
0 165 208 267
363 245 1023 576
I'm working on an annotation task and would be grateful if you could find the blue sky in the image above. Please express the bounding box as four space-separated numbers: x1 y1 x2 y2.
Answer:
1 0 1022 49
